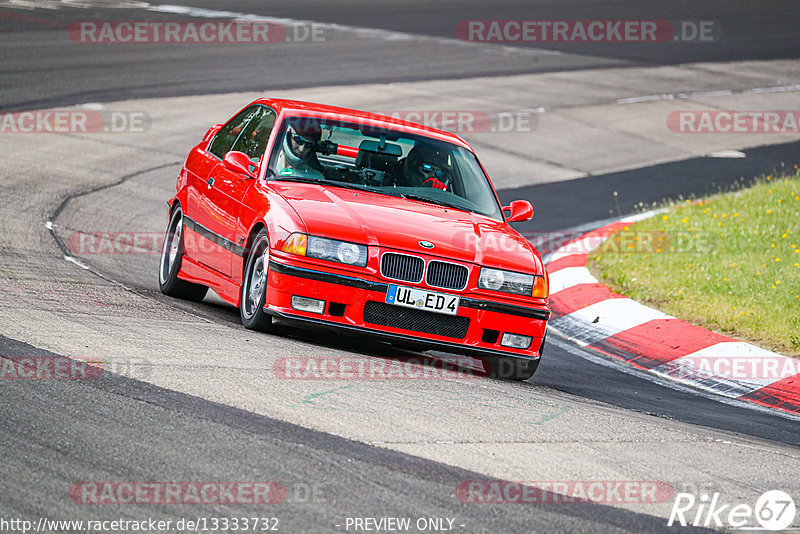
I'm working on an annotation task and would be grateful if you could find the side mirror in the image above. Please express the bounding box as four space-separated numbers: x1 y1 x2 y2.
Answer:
503 200 534 222
223 151 256 178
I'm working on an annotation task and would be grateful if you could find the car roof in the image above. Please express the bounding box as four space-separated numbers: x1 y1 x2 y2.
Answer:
254 98 474 151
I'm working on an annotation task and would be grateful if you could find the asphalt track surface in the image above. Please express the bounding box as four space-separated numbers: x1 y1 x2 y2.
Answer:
1 1 799 533
2 0 800 110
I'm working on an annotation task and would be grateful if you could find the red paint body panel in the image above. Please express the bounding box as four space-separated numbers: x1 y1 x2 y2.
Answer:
170 99 550 359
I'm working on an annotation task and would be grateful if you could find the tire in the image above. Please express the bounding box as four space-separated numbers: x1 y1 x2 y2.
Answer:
482 356 540 381
240 229 276 332
481 332 545 381
159 206 208 302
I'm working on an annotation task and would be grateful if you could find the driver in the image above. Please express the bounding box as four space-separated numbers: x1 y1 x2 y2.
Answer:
392 143 451 190
275 119 325 178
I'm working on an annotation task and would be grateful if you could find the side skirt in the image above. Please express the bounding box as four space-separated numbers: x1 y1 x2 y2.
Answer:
178 256 241 307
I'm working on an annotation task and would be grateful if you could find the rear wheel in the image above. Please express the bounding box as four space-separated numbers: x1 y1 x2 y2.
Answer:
158 206 208 302
240 229 276 332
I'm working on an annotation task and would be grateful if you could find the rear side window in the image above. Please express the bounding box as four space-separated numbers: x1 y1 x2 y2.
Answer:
208 106 258 159
231 106 277 161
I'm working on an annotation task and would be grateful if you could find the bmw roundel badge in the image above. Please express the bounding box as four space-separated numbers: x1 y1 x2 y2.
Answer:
419 241 434 249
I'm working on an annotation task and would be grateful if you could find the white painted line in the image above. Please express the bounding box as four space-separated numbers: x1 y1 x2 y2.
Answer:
688 90 733 98
620 210 658 224
548 266 597 294
617 85 800 105
744 84 800 94
709 150 746 158
616 94 674 105
65 255 90 270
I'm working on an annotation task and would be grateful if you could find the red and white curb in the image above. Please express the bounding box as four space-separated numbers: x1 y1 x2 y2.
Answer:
543 214 800 416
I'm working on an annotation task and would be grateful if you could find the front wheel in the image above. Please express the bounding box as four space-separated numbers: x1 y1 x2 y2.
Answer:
159 206 208 302
481 356 540 381
481 331 546 381
240 229 276 332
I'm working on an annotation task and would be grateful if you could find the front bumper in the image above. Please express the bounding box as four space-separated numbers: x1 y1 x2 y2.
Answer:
264 258 549 361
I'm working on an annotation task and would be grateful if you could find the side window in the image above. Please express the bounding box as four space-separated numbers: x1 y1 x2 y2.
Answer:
208 106 258 159
231 107 277 161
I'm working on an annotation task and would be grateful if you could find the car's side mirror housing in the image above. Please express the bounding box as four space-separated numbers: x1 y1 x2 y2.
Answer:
503 200 534 222
223 151 256 178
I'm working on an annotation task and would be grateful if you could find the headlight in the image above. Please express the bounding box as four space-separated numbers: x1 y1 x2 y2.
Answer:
479 267 546 297
282 234 367 267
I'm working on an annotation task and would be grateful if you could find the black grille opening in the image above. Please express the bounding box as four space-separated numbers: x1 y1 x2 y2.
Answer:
381 252 424 283
482 329 500 344
328 302 346 317
426 260 469 290
363 301 470 339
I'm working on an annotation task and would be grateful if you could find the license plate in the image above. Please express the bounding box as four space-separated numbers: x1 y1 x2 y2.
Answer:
385 284 460 316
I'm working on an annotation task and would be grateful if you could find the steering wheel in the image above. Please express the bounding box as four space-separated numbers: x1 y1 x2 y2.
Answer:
423 177 448 190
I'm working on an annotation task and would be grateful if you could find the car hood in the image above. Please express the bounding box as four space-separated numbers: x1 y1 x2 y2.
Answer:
270 183 543 274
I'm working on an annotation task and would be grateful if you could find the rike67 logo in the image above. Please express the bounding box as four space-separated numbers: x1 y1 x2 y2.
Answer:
668 490 796 531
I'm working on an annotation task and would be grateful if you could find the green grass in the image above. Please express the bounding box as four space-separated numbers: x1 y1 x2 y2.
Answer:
588 169 800 356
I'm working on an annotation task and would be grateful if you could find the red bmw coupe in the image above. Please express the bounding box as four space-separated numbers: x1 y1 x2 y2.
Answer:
159 99 549 379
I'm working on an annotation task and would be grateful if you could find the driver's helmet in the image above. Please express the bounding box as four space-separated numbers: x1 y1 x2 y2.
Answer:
282 119 322 166
406 143 451 184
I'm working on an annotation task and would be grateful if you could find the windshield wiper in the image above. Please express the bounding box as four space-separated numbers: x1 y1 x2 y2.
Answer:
274 176 372 192
398 193 469 212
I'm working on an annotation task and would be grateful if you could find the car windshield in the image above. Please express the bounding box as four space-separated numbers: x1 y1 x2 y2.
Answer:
267 116 503 220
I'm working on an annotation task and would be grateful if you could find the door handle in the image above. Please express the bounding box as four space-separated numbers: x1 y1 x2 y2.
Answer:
207 177 215 188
